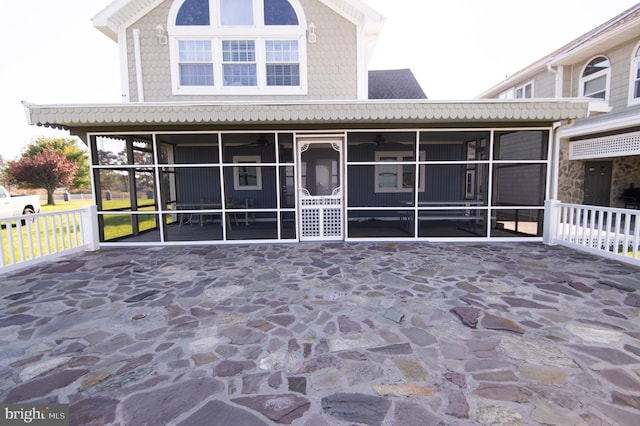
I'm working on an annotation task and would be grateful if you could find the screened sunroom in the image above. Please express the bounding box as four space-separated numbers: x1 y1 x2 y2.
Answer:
89 127 549 244
24 100 599 245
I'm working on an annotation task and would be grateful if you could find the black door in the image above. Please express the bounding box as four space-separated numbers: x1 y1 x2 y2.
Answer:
583 161 612 206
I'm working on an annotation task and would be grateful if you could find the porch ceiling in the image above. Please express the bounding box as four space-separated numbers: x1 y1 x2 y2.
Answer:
23 99 603 132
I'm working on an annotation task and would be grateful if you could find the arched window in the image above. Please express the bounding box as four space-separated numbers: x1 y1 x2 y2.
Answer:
169 0 307 95
630 42 640 105
176 0 210 25
580 56 610 100
264 0 298 25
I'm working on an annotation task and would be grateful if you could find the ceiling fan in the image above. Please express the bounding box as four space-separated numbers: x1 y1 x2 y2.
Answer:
248 135 272 147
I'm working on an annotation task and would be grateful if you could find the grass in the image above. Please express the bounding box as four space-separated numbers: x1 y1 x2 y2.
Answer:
41 200 93 212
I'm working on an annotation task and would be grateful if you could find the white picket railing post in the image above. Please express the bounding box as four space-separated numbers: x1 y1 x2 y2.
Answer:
543 199 559 246
81 205 100 252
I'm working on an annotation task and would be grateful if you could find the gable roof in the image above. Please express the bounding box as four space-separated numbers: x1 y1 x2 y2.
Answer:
478 2 640 98
92 0 384 41
368 69 427 100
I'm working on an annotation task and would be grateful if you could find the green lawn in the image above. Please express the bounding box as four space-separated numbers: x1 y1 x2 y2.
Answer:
41 200 93 212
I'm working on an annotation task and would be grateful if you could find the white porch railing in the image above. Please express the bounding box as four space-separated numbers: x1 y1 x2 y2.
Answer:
544 200 640 267
0 206 99 274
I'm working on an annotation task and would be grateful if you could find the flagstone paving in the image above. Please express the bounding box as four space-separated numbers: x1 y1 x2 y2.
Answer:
1 242 640 425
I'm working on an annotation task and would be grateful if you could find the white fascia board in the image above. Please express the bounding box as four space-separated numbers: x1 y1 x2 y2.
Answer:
559 112 640 138
92 0 165 41
550 20 640 67
92 0 131 41
318 0 384 26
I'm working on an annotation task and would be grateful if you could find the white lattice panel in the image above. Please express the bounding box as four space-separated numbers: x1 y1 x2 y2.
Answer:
323 208 342 236
569 131 640 160
301 209 321 237
300 197 343 240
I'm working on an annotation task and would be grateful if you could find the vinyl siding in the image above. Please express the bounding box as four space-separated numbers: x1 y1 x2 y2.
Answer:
565 39 636 109
532 70 556 98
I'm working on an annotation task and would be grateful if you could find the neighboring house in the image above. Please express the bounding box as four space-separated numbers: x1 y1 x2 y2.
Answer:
24 0 599 245
478 3 640 209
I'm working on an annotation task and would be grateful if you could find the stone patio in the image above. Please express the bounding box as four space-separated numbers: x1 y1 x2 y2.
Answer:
1 242 639 425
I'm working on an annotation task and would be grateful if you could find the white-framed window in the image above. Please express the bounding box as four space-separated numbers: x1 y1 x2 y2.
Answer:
233 155 262 190
374 151 425 193
222 40 257 86
168 0 307 95
266 40 300 86
629 42 640 105
178 40 214 86
580 56 611 100
515 81 533 99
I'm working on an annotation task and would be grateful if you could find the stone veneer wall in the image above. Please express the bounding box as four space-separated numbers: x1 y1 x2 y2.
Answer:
612 155 640 207
558 140 584 204
558 140 640 207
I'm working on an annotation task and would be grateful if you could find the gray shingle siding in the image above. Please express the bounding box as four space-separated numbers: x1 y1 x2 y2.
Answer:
125 0 360 102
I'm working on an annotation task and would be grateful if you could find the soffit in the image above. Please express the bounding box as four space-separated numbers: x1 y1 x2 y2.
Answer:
92 0 165 41
23 100 603 131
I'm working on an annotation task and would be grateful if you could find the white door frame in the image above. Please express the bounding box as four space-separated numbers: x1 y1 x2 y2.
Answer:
296 137 344 241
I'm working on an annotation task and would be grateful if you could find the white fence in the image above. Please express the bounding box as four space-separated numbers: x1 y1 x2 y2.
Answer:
0 206 99 274
545 200 640 267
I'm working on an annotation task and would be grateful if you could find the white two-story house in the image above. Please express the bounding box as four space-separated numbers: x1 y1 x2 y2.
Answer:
479 3 640 210
23 0 599 246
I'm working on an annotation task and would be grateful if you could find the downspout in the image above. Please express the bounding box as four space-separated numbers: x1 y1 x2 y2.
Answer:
118 26 130 102
550 119 575 200
546 63 563 98
133 28 145 102
544 118 575 245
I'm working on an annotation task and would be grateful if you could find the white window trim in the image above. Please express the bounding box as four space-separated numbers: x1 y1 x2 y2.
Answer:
168 0 308 96
628 41 640 106
374 151 426 193
515 81 534 99
579 55 611 101
233 155 262 190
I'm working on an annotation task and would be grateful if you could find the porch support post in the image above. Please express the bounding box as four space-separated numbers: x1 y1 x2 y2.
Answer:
81 205 100 251
543 199 559 246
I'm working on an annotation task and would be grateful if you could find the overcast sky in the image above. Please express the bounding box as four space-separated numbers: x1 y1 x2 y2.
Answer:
1 0 638 160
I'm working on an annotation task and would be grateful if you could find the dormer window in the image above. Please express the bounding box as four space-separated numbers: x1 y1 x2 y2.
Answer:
580 56 610 100
169 0 307 95
630 42 640 105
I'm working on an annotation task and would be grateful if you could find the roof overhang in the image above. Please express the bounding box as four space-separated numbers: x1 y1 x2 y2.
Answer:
549 18 640 67
92 0 164 41
23 99 606 132
559 109 640 139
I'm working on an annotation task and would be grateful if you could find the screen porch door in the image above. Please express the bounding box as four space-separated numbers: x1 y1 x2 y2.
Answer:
297 139 343 241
